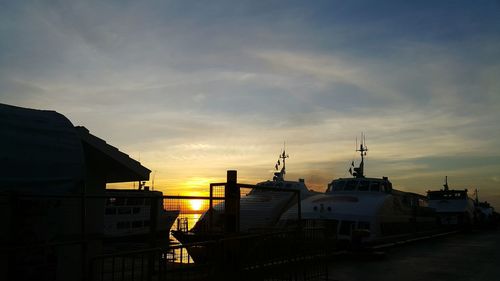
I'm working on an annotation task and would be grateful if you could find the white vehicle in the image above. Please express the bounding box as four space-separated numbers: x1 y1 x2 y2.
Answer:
280 138 436 244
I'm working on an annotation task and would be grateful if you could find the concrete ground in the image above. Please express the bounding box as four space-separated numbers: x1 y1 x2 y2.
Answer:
328 229 500 281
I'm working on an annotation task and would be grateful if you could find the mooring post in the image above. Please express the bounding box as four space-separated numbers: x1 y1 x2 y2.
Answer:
224 170 240 233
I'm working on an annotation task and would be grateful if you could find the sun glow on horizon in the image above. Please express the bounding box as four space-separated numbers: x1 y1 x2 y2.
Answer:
182 177 216 190
189 199 203 211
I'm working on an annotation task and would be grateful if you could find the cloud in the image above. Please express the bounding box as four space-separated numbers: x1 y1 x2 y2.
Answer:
1 1 500 207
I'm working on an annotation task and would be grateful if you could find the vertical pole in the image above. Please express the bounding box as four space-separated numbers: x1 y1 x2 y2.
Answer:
209 184 214 232
149 195 159 246
80 182 88 281
224 170 239 234
147 195 159 281
223 170 240 278
7 192 17 281
297 190 302 227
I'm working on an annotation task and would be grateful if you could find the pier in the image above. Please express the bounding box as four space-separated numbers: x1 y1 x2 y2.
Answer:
329 229 500 281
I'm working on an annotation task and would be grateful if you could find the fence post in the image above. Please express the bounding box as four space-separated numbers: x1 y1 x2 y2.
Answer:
80 182 88 281
297 190 302 231
223 170 240 278
209 184 214 232
7 192 17 281
224 170 239 234
147 195 159 281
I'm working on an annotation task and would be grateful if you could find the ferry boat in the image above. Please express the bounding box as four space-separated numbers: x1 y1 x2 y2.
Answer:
427 177 476 227
279 137 437 244
475 200 496 228
172 149 319 244
104 185 179 239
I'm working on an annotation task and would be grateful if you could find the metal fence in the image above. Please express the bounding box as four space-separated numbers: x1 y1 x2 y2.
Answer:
89 229 332 281
1 173 331 281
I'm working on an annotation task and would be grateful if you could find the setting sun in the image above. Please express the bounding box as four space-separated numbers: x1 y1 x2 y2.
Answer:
189 199 204 211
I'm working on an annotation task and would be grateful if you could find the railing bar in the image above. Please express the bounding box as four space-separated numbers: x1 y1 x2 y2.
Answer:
2 239 90 251
0 193 165 199
164 195 225 200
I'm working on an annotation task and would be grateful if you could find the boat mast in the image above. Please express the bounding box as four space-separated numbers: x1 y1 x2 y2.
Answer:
443 176 449 191
353 133 368 178
280 149 289 177
273 145 289 181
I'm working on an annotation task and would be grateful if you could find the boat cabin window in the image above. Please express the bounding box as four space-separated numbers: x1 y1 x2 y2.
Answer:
401 196 409 206
358 180 370 191
330 179 391 193
127 198 144 206
418 198 428 207
327 180 345 192
115 198 126 206
107 197 125 206
333 181 345 191
370 182 381 192
381 182 392 193
345 180 357 191
428 191 466 200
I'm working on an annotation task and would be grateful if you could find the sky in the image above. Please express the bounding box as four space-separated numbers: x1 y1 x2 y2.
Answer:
1 1 500 206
